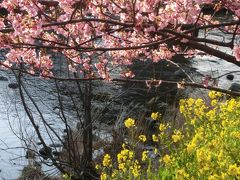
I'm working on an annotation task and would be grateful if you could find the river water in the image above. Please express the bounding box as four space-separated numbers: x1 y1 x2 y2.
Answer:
0 71 27 179
192 28 240 89
0 71 68 179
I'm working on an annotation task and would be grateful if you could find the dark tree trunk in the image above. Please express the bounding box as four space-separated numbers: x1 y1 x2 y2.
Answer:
83 81 93 165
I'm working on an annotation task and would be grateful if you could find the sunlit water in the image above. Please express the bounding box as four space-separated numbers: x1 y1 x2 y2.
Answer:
0 71 66 179
192 29 240 89
0 74 26 179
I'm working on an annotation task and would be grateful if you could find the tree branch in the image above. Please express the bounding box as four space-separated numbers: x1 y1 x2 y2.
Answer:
183 40 239 66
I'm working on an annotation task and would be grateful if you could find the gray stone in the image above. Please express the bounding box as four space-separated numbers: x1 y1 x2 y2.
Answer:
0 76 8 81
226 74 234 80
8 83 19 89
39 146 52 160
229 83 240 92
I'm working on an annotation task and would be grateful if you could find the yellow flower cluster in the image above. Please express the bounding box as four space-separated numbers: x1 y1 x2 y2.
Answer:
116 146 141 178
171 130 183 143
138 134 147 142
208 91 222 99
141 150 148 162
228 164 240 176
151 112 159 120
100 173 107 180
176 168 189 179
117 148 134 166
97 92 240 179
176 92 240 179
102 154 112 167
162 154 172 166
130 160 141 177
159 123 168 131
152 134 159 142
124 118 135 128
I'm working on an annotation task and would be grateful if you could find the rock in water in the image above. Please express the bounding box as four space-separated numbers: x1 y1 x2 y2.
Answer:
8 83 19 89
0 76 8 81
39 146 52 160
229 83 240 92
226 74 234 81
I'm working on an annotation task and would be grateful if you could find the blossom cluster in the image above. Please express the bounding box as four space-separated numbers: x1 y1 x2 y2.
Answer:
0 0 239 78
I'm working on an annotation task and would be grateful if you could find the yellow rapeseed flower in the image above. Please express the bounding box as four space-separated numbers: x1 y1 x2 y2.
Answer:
211 99 217 106
195 98 204 106
117 149 134 163
100 173 107 180
124 118 135 128
163 154 172 166
179 99 185 105
186 142 196 154
190 118 196 125
62 174 70 179
139 134 147 142
102 154 112 167
176 168 189 180
131 160 141 177
208 91 222 99
227 99 237 112
151 112 159 120
231 131 240 138
208 91 216 99
152 134 159 142
118 163 126 172
159 123 167 131
221 173 227 179
111 171 117 178
208 174 220 180
187 98 195 106
172 130 183 143
172 134 181 143
228 164 240 176
179 104 185 114
142 151 148 161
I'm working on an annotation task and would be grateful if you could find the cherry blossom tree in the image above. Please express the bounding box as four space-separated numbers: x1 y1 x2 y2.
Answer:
0 0 239 178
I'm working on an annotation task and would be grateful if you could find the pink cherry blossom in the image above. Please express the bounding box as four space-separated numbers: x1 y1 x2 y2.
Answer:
0 21 4 29
0 0 238 80
121 71 135 78
234 46 240 61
